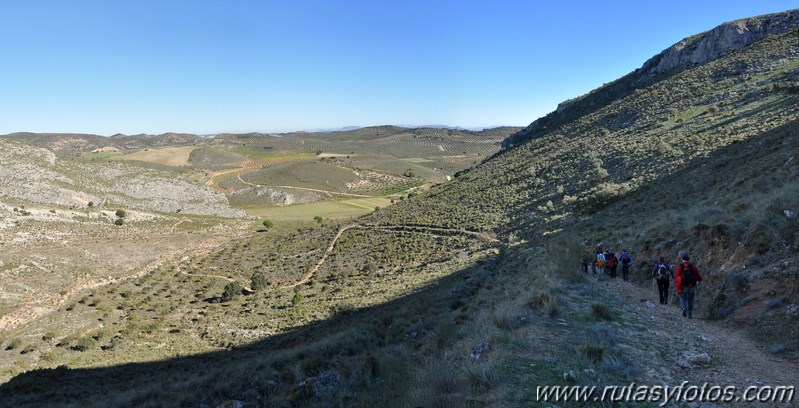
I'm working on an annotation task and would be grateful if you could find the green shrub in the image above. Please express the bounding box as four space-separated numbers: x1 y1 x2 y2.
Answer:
6 338 22 350
251 272 269 291
262 220 274 229
114 218 124 226
72 336 96 352
530 292 552 308
115 209 126 218
591 303 614 321
220 282 242 302
581 344 605 362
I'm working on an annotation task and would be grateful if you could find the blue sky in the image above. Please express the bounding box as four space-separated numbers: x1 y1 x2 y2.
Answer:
0 1 796 135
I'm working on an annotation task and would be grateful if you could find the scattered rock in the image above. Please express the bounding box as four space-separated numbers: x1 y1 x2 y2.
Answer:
583 368 597 378
312 370 340 398
787 304 799 317
471 341 491 360
684 352 712 367
784 210 797 218
645 300 657 309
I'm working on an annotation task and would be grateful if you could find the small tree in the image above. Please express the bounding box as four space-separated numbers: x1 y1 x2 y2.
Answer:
115 209 126 218
220 282 242 302
291 291 303 306
262 220 274 229
313 216 323 224
114 218 124 226
251 272 268 291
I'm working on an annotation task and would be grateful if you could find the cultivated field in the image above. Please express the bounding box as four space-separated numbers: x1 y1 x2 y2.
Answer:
242 197 393 220
113 146 197 167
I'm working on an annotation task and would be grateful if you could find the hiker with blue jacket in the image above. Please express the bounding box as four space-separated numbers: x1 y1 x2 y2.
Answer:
593 249 605 274
652 257 674 305
618 249 633 281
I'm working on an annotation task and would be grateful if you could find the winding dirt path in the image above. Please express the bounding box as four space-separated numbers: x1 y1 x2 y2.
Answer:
282 223 499 288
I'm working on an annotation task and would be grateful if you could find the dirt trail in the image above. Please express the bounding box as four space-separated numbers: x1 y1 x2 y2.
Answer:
283 224 360 288
282 223 499 288
595 273 799 395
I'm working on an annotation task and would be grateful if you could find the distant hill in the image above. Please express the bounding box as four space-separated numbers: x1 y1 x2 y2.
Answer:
1 132 204 157
0 138 244 218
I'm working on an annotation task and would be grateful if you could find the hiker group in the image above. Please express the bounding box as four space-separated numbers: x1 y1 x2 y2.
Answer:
588 248 703 318
590 248 633 281
651 252 703 318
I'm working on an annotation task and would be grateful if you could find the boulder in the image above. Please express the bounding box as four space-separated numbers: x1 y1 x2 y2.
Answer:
312 370 340 398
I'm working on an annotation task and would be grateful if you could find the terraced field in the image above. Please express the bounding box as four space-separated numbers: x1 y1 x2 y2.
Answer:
242 197 393 220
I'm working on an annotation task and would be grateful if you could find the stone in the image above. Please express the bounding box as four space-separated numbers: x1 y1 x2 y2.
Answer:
685 352 712 367
563 370 576 382
785 210 797 218
312 370 340 398
471 341 491 360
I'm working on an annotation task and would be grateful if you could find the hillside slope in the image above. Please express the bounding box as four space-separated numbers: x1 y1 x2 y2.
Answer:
2 132 202 157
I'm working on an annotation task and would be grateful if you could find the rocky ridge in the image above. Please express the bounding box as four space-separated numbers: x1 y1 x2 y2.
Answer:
642 9 799 75
0 138 245 218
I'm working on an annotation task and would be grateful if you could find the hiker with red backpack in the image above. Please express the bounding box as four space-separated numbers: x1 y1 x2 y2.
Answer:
652 256 674 305
675 252 703 318
618 249 633 281
606 250 618 278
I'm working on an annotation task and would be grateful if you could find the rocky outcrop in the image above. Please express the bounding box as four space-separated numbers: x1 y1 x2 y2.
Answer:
228 186 321 205
641 9 799 75
0 139 246 218
502 9 799 149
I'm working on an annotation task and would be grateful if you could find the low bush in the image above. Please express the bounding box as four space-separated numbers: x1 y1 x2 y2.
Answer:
591 303 614 321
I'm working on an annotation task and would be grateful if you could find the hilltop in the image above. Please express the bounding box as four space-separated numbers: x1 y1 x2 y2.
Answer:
0 9 798 408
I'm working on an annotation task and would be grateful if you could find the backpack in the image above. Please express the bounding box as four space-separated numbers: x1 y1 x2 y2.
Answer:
606 256 617 268
656 264 669 281
620 254 631 265
680 263 697 287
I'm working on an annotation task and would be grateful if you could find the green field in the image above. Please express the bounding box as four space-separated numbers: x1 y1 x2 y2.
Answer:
243 197 393 220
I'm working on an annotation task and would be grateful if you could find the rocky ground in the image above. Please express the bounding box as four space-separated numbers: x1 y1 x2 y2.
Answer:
0 138 246 218
592 271 799 406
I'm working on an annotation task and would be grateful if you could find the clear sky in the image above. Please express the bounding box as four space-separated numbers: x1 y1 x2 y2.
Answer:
1 1 796 135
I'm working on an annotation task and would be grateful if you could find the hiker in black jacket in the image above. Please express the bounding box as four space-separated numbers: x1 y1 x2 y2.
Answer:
652 257 674 305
